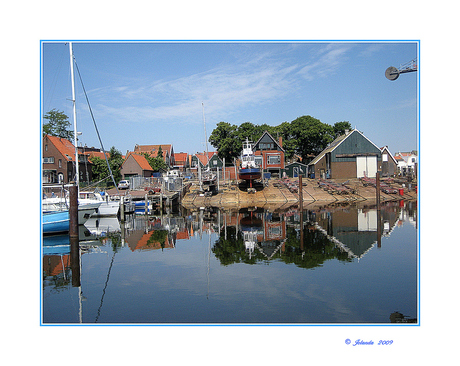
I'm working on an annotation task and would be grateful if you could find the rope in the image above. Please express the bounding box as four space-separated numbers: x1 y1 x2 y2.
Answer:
72 56 119 194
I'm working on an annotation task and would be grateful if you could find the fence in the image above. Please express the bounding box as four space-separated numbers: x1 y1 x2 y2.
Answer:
129 176 184 192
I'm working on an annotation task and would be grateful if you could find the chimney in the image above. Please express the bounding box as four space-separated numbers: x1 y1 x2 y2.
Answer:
279 136 283 148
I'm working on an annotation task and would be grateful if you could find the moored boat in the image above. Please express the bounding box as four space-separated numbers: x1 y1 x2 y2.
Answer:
42 203 101 235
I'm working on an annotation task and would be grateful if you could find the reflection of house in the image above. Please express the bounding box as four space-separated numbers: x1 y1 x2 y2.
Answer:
126 230 174 251
308 129 382 179
253 131 285 177
43 134 92 184
314 205 402 259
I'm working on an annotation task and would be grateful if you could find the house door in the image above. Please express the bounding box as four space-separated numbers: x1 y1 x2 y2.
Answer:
356 156 377 178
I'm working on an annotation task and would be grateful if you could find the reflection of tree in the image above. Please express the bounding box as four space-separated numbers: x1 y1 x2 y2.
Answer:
281 227 351 269
212 227 261 265
212 224 352 268
147 230 169 249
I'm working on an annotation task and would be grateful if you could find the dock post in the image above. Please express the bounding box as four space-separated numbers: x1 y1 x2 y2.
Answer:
376 172 381 203
69 184 80 287
299 175 304 250
120 196 125 222
376 172 382 248
69 184 78 238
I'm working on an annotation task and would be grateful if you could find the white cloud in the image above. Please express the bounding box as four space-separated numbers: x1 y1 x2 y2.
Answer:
298 44 354 80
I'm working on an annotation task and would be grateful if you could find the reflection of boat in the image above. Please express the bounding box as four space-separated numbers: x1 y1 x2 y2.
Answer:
238 138 261 188
42 203 101 235
84 217 121 236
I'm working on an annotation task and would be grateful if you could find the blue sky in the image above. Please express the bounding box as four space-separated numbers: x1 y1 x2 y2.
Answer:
42 41 418 156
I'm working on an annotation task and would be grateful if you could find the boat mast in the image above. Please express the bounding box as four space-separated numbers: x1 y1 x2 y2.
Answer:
69 42 79 188
202 102 209 167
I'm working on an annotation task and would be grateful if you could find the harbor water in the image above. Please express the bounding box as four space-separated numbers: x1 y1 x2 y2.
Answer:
42 200 418 324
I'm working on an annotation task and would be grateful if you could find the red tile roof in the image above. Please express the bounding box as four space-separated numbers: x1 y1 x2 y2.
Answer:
124 152 153 171
45 135 77 161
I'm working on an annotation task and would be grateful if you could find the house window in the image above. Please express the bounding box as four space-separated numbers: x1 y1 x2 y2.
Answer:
267 154 281 165
58 159 62 168
382 154 388 162
213 160 218 166
43 157 54 164
259 142 274 150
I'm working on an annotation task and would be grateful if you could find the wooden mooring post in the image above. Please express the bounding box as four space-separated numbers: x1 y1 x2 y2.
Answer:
69 184 80 287
69 184 79 238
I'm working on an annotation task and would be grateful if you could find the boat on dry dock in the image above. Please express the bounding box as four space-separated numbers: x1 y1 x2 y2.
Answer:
238 138 261 188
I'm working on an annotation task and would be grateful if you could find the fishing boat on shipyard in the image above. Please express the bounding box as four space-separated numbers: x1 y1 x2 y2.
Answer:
238 138 261 189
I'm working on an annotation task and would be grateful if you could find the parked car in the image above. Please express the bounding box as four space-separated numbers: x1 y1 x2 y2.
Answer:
118 180 130 190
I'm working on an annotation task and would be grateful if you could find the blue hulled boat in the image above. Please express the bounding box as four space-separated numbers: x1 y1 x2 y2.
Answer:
238 138 261 188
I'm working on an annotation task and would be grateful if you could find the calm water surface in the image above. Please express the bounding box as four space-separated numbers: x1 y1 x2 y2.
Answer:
42 201 418 324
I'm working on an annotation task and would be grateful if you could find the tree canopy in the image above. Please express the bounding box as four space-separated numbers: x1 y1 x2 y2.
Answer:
90 146 123 184
208 116 352 163
43 109 74 140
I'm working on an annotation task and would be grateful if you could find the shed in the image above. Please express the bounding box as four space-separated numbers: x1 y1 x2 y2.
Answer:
308 129 382 179
285 162 309 178
380 146 398 177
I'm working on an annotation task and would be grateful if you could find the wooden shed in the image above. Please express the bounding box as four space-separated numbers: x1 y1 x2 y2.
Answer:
285 161 309 178
308 129 382 179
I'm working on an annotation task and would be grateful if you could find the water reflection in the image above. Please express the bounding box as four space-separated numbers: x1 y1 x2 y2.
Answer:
42 200 417 323
43 200 417 280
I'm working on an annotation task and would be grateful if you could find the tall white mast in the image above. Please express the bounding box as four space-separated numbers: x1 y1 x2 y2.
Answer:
69 42 79 187
202 102 209 166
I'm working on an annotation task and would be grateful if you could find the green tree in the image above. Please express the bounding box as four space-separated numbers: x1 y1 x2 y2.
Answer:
108 146 123 182
90 146 123 185
142 153 168 172
291 115 334 162
157 145 163 159
208 121 240 162
332 121 352 139
43 109 74 140
90 156 109 183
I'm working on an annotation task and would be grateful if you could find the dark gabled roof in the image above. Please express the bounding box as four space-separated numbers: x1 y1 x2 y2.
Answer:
254 131 285 152
308 129 380 166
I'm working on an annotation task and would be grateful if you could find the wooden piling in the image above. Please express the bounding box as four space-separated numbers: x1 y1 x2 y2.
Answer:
70 235 80 287
120 196 125 222
376 172 381 203
69 184 78 238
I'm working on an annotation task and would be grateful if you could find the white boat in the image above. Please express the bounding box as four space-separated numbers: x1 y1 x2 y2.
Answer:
42 187 117 217
78 191 120 216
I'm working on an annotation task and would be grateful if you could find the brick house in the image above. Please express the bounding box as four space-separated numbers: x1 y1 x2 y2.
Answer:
42 134 92 184
252 131 285 177
120 152 154 179
133 144 175 168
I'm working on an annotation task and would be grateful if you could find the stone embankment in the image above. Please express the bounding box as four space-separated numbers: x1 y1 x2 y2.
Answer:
181 177 417 210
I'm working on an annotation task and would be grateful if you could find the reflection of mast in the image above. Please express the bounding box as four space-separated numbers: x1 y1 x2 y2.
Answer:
207 230 211 300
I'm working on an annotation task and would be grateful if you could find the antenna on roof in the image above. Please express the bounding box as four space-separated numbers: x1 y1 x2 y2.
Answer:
385 58 417 81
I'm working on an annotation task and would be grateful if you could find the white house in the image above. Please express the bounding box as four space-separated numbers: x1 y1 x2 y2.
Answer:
394 151 418 177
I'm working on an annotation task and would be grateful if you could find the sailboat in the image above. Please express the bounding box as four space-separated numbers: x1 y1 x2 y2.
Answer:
42 42 119 223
